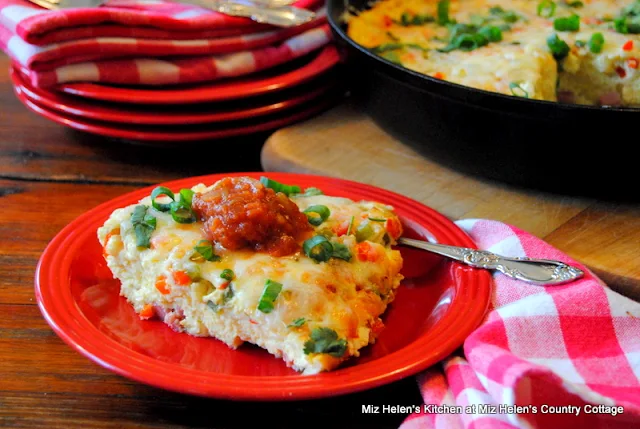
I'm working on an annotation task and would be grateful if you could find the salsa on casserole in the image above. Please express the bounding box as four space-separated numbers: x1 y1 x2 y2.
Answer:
346 0 640 106
98 176 404 374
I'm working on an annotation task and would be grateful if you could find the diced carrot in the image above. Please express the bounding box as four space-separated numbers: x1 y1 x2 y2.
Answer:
628 58 639 69
623 40 634 51
433 72 446 79
139 304 155 320
155 275 170 295
383 15 393 28
219 281 230 290
250 319 258 325
385 218 402 240
172 270 191 286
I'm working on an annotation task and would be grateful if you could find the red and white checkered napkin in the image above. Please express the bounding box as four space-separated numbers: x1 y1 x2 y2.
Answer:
0 0 322 44
401 219 640 429
20 24 332 86
0 0 330 87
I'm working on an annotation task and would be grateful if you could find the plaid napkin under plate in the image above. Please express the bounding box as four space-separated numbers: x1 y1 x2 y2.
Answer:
401 219 640 429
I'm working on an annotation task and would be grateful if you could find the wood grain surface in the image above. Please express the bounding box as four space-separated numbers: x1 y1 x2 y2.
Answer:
262 101 640 300
0 54 420 428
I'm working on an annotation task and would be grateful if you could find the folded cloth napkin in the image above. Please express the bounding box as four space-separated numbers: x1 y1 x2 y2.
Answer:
16 23 331 86
0 0 322 45
0 13 326 71
400 219 640 429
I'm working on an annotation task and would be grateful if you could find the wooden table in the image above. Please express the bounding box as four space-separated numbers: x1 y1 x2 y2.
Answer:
2 49 640 428
0 54 420 428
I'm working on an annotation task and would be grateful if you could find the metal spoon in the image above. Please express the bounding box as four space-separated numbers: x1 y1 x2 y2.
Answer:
398 237 584 286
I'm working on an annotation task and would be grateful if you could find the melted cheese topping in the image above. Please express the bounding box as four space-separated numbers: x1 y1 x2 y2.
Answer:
97 183 404 374
347 0 640 105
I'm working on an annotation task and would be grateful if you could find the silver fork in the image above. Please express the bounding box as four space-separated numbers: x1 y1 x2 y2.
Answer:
26 0 314 27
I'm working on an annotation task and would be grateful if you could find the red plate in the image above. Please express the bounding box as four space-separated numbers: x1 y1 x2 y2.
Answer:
35 172 492 400
13 84 343 142
52 46 339 105
11 68 338 125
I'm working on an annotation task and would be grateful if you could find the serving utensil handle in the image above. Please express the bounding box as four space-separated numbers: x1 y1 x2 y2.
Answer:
398 237 584 286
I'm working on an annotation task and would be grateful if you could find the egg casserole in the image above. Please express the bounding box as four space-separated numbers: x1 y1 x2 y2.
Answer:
98 176 404 374
347 0 640 106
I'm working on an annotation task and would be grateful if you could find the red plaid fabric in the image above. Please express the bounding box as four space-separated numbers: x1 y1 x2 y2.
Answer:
0 14 326 70
401 219 640 429
15 24 332 86
0 0 322 44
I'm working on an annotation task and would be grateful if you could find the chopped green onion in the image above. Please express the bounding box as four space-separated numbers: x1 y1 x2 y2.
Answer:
565 1 583 7
547 33 571 59
179 188 194 205
187 266 202 282
396 12 435 26
288 318 307 328
259 176 301 196
170 199 196 224
575 40 586 47
372 43 404 54
206 301 219 312
150 186 174 212
355 223 374 242
386 31 400 42
615 17 628 34
193 240 221 262
257 279 283 313
299 187 323 197
223 285 234 303
439 33 489 53
554 14 580 31
220 269 234 281
479 25 503 42
303 205 331 227
303 235 333 263
588 32 604 53
537 1 556 18
509 82 529 98
437 0 451 25
346 216 355 236
489 6 519 23
131 205 156 248
303 327 347 358
331 243 352 261
368 217 386 222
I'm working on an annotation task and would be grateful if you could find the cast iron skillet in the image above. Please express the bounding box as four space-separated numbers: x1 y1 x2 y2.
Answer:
327 0 638 201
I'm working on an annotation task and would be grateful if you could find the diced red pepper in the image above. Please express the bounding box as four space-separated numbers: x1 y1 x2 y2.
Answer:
383 15 393 28
139 304 155 320
623 40 634 51
628 58 639 69
155 275 170 295
616 66 627 78
172 270 191 286
356 242 381 262
385 218 402 240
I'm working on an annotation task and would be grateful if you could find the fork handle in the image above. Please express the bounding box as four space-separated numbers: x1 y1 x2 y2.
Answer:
398 237 584 286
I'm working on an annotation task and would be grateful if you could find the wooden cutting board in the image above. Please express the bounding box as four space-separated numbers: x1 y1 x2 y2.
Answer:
261 101 640 300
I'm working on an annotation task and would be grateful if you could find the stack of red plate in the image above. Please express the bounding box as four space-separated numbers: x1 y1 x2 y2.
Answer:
10 45 342 143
